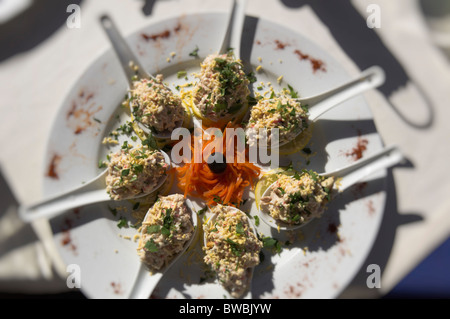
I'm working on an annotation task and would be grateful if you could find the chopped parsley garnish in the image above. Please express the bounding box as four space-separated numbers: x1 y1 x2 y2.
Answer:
254 215 260 226
210 55 246 114
189 46 200 58
132 163 143 174
161 208 174 237
121 140 131 150
224 238 243 257
302 169 319 181
235 222 245 235
197 207 208 215
117 121 134 135
287 84 299 98
214 102 227 112
117 216 128 229
177 70 187 78
144 239 159 252
247 95 260 107
147 225 161 234
246 71 257 83
142 133 158 150
213 195 223 204
261 236 282 253
98 160 107 169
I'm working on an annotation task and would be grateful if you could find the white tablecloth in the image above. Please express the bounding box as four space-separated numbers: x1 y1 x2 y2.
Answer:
0 0 449 297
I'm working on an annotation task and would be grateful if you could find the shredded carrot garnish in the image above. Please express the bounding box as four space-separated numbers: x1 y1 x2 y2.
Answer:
175 122 260 207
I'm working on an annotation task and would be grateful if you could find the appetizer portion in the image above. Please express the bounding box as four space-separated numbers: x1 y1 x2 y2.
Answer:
127 74 185 133
260 170 334 226
105 145 168 200
245 94 309 147
203 205 262 298
137 194 195 271
192 52 250 123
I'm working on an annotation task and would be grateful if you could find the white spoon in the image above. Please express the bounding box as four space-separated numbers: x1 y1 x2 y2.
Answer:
190 0 249 125
129 197 198 299
298 66 385 123
18 151 171 223
259 145 404 231
219 0 248 57
203 206 259 299
247 65 386 147
99 14 183 139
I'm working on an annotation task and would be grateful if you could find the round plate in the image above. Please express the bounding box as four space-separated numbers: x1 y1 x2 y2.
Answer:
45 12 387 299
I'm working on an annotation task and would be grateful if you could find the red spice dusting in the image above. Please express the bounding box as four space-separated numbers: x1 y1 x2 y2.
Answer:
141 23 184 42
294 49 326 73
60 216 78 255
351 181 368 198
67 102 102 135
47 154 61 179
174 23 182 33
110 282 123 295
274 40 289 50
339 246 348 257
78 90 94 102
284 283 304 298
142 29 170 41
67 89 102 135
61 233 70 246
61 231 77 254
345 136 369 161
367 200 375 216
67 102 77 120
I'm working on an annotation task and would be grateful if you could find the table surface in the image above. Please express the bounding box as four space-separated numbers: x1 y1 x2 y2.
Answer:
0 0 449 299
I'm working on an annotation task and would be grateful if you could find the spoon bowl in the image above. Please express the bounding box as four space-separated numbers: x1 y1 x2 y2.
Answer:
129 196 198 299
246 65 386 149
258 145 404 231
99 14 185 139
18 150 171 223
190 0 249 127
203 205 260 299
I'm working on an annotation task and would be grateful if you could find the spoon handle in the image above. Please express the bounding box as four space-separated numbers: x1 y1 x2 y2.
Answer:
219 0 248 57
306 66 385 121
128 264 164 299
100 14 151 86
19 188 110 223
321 145 404 192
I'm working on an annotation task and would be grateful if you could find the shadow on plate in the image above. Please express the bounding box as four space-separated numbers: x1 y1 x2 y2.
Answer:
0 0 83 62
280 0 435 130
0 167 39 272
338 159 424 298
250 172 393 298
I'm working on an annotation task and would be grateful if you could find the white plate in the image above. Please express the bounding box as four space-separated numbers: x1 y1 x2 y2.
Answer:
45 12 387 299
